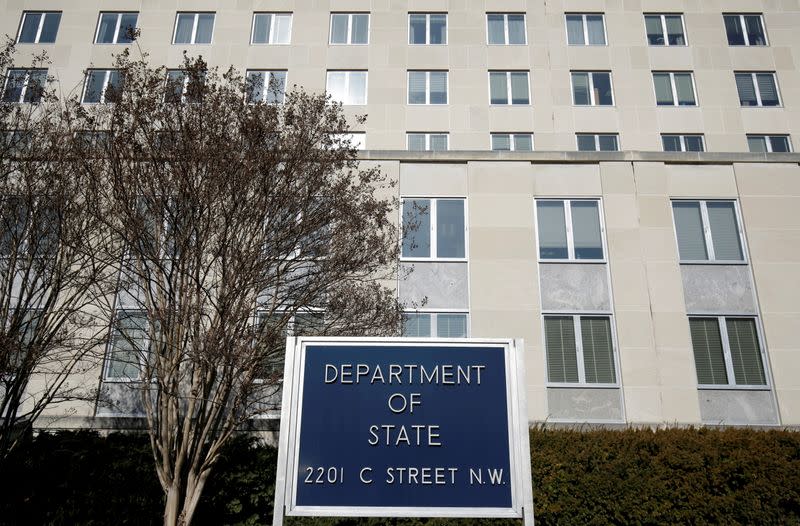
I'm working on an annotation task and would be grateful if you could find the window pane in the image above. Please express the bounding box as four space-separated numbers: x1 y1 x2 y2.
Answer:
246 72 264 102
572 72 590 105
545 317 579 383
673 202 708 260
577 135 596 151
662 136 682 151
83 71 105 103
429 134 448 151
653 73 674 105
514 134 533 151
487 14 505 44
735 74 757 106
347 71 367 104
492 134 511 151
402 313 431 337
429 72 447 104
566 15 584 45
19 13 41 43
507 15 525 44
747 136 767 152
408 134 426 151
108 313 147 380
665 16 685 45
430 14 446 44
39 12 61 43
408 71 426 104
593 73 613 105
685 136 704 152
402 199 430 257
756 74 779 106
645 15 664 45
24 70 47 103
725 16 745 45
726 318 766 385
437 199 465 258
274 14 292 43
490 72 508 104
174 14 194 43
597 135 618 151
586 15 605 45
510 72 529 104
118 13 138 43
581 317 615 383
106 70 122 102
571 201 603 259
537 201 568 259
326 72 346 103
195 14 214 43
437 314 467 338
165 70 185 102
744 15 766 45
97 13 118 43
330 14 348 43
266 71 286 103
706 202 743 261
674 73 696 105
689 318 728 385
253 13 271 43
351 14 369 44
769 136 790 153
409 14 426 44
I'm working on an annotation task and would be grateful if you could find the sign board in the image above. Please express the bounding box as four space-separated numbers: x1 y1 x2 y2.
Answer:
272 338 533 525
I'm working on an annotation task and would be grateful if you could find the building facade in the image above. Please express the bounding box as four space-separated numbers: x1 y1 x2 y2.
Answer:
2 0 800 427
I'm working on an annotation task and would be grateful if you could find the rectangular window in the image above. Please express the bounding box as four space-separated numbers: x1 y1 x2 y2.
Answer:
409 13 447 45
401 198 466 259
330 13 369 44
644 14 686 46
724 14 767 46
104 311 148 381
571 71 613 106
326 71 367 105
747 135 792 153
489 71 530 105
576 134 619 152
689 317 767 387
2 69 47 103
408 71 448 105
402 312 468 338
487 13 526 45
251 13 292 44
17 11 61 44
565 13 606 45
491 133 533 151
81 69 123 104
536 199 604 260
95 12 138 44
173 12 215 44
544 315 617 385
662 134 705 152
672 200 745 262
246 70 287 104
407 133 448 151
653 72 697 106
1 130 31 154
735 72 780 107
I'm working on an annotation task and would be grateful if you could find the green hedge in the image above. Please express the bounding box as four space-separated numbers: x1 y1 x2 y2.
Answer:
1 428 798 525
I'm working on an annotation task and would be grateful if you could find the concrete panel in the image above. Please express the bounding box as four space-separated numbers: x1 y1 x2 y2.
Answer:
398 262 468 310
681 265 757 314
546 388 624 422
698 389 780 425
400 163 467 196
532 164 602 197
539 263 610 312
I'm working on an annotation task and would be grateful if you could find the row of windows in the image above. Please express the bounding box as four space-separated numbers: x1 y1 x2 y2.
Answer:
16 10 771 48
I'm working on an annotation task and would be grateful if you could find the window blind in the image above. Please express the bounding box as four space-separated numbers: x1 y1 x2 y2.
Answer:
571 201 603 259
756 74 778 106
571 73 590 104
174 14 194 43
408 71 426 104
725 16 745 45
401 199 430 257
347 71 367 104
706 202 743 260
545 317 579 383
726 318 766 385
492 134 511 151
253 14 271 43
429 134 448 151
514 134 532 151
689 318 728 385
735 74 757 105
487 15 505 44
429 72 447 104
674 73 695 105
744 16 765 45
402 313 431 337
566 16 584 45
330 15 348 43
273 14 291 43
507 15 525 44
586 15 605 44
537 201 568 259
653 73 674 105
436 199 465 258
490 72 508 104
407 134 426 151
437 314 467 338
581 317 616 383
430 14 446 44
195 14 214 43
673 202 708 260
510 72 529 104
747 136 767 153
351 14 369 43
665 16 684 45
645 16 664 45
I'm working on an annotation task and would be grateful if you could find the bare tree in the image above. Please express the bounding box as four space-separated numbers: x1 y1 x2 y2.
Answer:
76 50 402 526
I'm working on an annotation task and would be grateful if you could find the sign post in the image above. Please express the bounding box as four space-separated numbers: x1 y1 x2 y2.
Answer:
272 337 533 525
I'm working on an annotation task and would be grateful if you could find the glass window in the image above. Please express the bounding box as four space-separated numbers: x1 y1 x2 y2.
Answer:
2 69 47 103
653 72 696 106
489 71 530 105
408 71 448 105
571 71 613 105
536 200 604 260
402 198 465 259
644 14 686 46
173 12 215 44
672 200 744 262
724 14 767 46
252 13 292 44
402 312 468 338
407 133 448 151
662 134 705 152
81 69 123 103
105 311 148 381
409 13 447 44
95 12 138 44
491 133 533 151
487 13 526 45
690 317 767 386
565 13 606 45
246 70 287 104
17 11 61 44
326 71 367 105
747 135 791 153
330 13 369 44
576 134 619 152
544 315 617 385
735 72 780 107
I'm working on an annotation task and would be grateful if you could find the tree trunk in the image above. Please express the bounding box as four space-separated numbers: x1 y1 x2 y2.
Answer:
162 470 209 526
163 480 183 526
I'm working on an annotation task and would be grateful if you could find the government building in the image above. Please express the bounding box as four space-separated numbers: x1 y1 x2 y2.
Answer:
3 0 800 428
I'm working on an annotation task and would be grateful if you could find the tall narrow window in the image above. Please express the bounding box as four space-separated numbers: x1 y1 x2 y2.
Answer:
565 13 606 45
408 71 448 105
747 135 791 153
407 133 448 151
246 71 287 104
689 317 767 386
105 311 149 381
2 69 47 103
491 133 533 151
536 200 604 260
487 13 526 45
571 71 613 106
251 13 292 44
409 13 447 44
173 13 215 44
672 200 744 262
489 71 530 105
401 198 465 259
330 13 369 44
653 72 697 106
95 12 138 44
644 14 686 46
326 71 367 105
662 134 705 152
576 134 619 152
81 69 123 103
17 12 61 44
735 72 780 107
724 14 767 46
544 315 617 385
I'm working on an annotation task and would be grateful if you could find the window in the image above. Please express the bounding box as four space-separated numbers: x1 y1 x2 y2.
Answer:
747 135 791 153
104 311 148 381
544 316 617 385
408 71 448 105
95 12 138 44
724 14 767 46
329 13 369 44
576 134 619 152
672 200 745 262
571 71 613 106
329 133 365 150
565 13 606 45
0 197 57 258
689 317 767 387
407 133 448 151
409 13 447 45
2 69 47 103
246 70 287 104
16 11 61 44
401 198 465 259
255 311 323 379
402 312 468 338
164 70 205 103
735 72 780 107
1 130 31 154
662 134 705 152
326 71 367 105
491 133 533 151
487 13 526 45
81 69 123 104
644 14 686 46
251 13 292 44
173 13 215 44
653 72 697 106
536 199 604 260
489 71 530 105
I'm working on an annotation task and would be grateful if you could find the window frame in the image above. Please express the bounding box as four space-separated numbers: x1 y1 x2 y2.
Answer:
325 70 368 105
534 198 607 263
250 12 293 45
400 196 468 262
486 13 527 45
172 12 215 45
643 13 687 46
406 132 449 151
94 12 139 44
652 71 698 107
490 133 534 151
1 68 47 104
662 134 706 152
724 13 768 46
575 133 619 152
401 310 470 338
407 70 449 105
564 13 607 46
747 134 792 153
81 69 122 104
329 12 370 45
671 199 748 264
570 71 614 106
735 72 781 107
408 12 448 45
16 11 61 44
542 314 621 388
488 70 531 105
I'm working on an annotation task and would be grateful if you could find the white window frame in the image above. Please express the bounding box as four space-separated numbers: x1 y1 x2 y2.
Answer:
172 12 215 45
2 69 47 104
671 199 748 264
570 71 614 106
16 11 60 44
325 70 368 105
724 14 768 46
490 133 534 151
329 13 370 45
564 13 607 46
407 70 449 105
94 12 138 44
486 13 527 45
245 70 288 104
542 313 621 388
643 13 687 46
690 315 771 390
747 134 792 153
81 69 121 104
400 196 468 261
575 134 619 152
488 71 530 105
652 71 698 107
662 134 705 152
408 13 448 45
735 72 781 107
103 309 149 383
534 198 607 263
250 12 293 45
401 310 470 338
406 132 449 151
